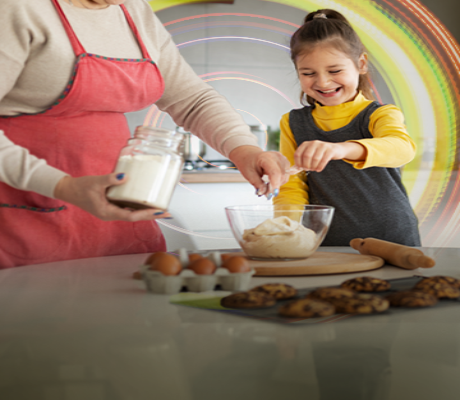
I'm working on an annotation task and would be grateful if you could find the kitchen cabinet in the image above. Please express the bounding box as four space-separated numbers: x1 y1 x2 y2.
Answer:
158 173 269 251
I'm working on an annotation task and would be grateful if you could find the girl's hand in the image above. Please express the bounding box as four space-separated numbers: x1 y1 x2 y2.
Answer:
229 146 290 197
294 140 366 172
53 174 172 222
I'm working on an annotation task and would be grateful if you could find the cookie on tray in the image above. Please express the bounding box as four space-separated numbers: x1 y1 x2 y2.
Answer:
249 283 297 300
414 275 460 289
333 293 389 314
386 291 438 308
278 298 335 318
306 287 356 301
412 281 460 299
220 291 276 309
340 277 391 292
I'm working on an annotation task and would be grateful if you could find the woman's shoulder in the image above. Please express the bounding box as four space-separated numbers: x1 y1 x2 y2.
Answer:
124 0 152 10
1 0 53 11
0 0 60 38
123 0 159 19
123 0 168 38
0 0 57 23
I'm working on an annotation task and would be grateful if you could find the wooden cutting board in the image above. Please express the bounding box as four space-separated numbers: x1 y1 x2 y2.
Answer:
238 252 385 276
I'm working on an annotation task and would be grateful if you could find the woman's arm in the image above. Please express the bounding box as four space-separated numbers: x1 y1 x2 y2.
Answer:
147 8 289 193
0 1 69 198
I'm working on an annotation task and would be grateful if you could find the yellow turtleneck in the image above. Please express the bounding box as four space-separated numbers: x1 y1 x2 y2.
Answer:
274 92 417 206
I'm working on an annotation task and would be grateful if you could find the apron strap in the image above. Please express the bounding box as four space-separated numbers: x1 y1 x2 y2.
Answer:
51 0 86 56
120 5 152 60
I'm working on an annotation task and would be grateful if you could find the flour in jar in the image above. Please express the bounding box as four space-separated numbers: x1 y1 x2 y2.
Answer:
241 216 318 259
107 154 182 210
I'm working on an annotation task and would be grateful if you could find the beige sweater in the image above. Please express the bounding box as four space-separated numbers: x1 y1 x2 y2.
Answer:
0 0 258 198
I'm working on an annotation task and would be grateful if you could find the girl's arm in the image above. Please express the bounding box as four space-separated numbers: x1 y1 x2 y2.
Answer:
345 104 416 169
294 105 416 172
272 113 309 207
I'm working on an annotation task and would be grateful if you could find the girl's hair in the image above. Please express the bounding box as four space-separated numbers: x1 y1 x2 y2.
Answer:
290 9 374 105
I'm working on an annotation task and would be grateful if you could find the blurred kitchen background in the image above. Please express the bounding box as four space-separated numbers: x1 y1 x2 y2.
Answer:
125 0 460 250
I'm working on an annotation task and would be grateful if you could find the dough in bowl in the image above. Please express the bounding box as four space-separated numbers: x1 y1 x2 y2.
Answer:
241 216 317 259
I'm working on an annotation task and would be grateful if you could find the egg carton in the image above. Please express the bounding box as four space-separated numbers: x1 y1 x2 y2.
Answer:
140 249 255 295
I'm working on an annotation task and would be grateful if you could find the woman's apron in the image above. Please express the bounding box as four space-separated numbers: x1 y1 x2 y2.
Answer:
0 0 167 268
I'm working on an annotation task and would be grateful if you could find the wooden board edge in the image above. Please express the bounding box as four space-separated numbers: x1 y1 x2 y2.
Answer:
253 256 385 277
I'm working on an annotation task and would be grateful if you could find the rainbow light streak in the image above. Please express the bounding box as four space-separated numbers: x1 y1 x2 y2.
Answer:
149 0 460 246
177 36 290 52
161 13 301 28
167 21 294 36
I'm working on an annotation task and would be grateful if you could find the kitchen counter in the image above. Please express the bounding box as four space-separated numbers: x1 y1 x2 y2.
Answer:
181 169 247 183
0 247 459 400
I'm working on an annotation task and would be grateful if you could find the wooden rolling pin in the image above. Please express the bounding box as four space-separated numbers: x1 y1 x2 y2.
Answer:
350 237 435 270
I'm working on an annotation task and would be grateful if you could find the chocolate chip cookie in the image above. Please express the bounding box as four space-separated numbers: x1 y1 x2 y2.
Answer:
306 287 356 301
414 275 460 289
333 293 389 314
220 291 276 309
386 290 438 307
412 281 460 299
278 298 335 318
249 283 297 300
340 277 391 292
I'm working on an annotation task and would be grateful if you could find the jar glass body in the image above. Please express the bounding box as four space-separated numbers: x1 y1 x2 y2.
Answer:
107 126 184 210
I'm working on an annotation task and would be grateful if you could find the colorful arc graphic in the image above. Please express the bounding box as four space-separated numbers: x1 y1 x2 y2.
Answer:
148 0 460 247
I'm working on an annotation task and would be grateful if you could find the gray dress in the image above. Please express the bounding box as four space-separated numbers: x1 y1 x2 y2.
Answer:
289 102 421 246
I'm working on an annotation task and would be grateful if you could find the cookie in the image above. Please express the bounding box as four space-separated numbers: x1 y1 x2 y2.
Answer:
333 293 389 314
414 275 460 289
340 277 390 292
412 282 460 299
249 283 297 300
220 291 276 309
386 290 438 307
306 287 356 301
278 298 335 318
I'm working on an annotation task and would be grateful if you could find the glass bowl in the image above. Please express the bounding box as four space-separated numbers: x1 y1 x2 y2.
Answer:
225 204 335 261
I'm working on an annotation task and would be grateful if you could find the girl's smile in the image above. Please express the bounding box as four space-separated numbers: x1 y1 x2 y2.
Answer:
296 45 368 106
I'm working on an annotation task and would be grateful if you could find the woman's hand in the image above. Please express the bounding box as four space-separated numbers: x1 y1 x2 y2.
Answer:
228 146 290 198
53 174 172 221
294 141 367 172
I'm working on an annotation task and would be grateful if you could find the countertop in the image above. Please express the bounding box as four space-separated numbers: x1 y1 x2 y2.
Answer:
181 169 246 183
0 247 459 400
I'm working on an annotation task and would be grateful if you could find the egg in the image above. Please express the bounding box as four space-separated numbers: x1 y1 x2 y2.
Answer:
188 258 217 275
221 253 235 262
145 251 169 265
222 256 251 273
188 253 203 263
149 252 182 276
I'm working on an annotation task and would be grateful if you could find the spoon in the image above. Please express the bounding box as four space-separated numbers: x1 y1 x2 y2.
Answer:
256 167 309 198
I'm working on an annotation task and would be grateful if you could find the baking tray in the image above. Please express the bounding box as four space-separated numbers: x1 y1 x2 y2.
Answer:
169 276 460 325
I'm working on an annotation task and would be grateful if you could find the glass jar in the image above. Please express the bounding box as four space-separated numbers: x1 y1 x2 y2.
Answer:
107 126 185 210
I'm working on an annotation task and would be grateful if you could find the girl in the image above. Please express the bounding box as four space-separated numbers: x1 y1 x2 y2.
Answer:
273 9 421 246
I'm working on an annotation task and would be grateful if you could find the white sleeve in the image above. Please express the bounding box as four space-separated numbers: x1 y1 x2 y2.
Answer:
0 1 68 198
0 131 68 198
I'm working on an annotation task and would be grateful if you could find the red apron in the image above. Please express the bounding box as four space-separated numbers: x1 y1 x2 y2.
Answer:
0 0 167 268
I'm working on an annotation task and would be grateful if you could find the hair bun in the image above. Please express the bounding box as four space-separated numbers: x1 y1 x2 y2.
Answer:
313 13 327 20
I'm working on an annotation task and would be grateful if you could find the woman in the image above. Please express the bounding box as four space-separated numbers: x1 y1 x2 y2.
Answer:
0 0 289 268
